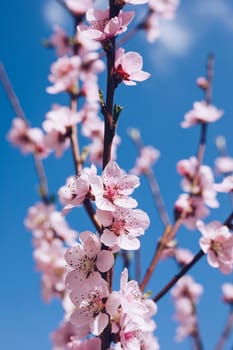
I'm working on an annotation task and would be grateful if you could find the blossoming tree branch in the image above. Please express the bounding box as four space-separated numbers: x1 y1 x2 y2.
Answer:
2 0 233 349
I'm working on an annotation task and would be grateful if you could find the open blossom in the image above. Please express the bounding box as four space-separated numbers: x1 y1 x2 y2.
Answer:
197 220 233 274
7 117 47 157
65 231 114 285
78 8 134 42
69 273 109 337
177 156 219 208
131 145 160 175
43 105 81 157
171 275 203 342
24 202 77 245
97 207 150 251
34 238 67 302
181 101 223 128
90 160 140 211
114 48 150 86
47 56 81 94
59 165 97 214
64 0 94 15
174 193 209 230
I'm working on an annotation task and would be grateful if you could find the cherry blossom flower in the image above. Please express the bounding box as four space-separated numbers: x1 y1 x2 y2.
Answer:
181 101 223 128
197 220 233 274
43 105 81 157
196 76 208 90
114 48 150 86
67 337 101 350
51 320 76 350
78 8 134 42
69 273 109 337
215 175 233 193
89 160 140 211
7 117 48 157
171 275 203 342
174 247 194 266
65 231 114 285
222 283 233 304
65 0 94 16
34 238 67 301
47 56 81 94
131 145 160 175
215 156 233 175
174 193 209 230
177 156 219 209
97 207 150 251
59 166 96 214
25 202 77 245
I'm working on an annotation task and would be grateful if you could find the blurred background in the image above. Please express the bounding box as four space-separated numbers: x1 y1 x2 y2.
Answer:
1 0 233 349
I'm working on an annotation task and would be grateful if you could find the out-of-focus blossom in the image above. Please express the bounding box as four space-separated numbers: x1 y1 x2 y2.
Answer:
47 56 81 94
78 8 134 42
215 175 233 193
174 247 194 266
181 101 223 128
131 145 160 175
49 25 70 56
114 48 150 86
222 283 233 304
43 105 81 157
215 156 233 175
197 220 233 274
65 0 94 15
143 11 160 43
149 0 180 19
7 117 48 157
196 76 208 90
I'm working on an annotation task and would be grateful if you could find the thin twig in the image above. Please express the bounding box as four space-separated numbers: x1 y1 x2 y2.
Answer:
215 309 233 350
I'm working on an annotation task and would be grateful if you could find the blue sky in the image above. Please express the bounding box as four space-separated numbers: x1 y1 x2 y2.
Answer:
1 0 233 349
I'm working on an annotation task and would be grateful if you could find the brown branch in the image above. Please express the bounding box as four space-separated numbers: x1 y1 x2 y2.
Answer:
215 309 233 350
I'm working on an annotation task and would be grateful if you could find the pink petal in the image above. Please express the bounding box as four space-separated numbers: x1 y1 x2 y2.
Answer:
96 250 114 272
91 313 109 335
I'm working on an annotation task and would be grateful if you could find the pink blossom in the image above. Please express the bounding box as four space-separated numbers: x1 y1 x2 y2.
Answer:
197 220 233 274
59 166 96 214
51 320 76 350
79 8 134 42
144 12 160 43
90 160 140 211
149 0 180 19
65 0 94 15
174 193 209 230
49 25 70 56
33 238 66 301
47 56 81 94
65 231 114 284
215 156 233 175
181 101 223 128
215 175 233 193
196 76 208 90
114 48 150 86
131 145 160 175
7 117 48 157
24 202 77 245
222 283 233 304
171 275 203 303
177 156 219 208
69 273 109 336
97 207 150 251
174 247 194 266
43 105 81 157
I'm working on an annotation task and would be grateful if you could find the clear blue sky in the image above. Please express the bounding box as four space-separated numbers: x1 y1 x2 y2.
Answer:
1 0 233 349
